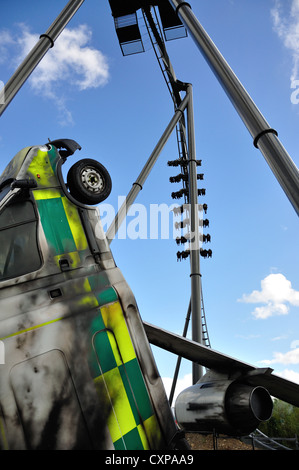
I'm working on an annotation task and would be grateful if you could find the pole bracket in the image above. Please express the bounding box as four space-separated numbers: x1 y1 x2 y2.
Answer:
132 181 143 190
253 128 278 148
175 2 192 16
39 33 55 48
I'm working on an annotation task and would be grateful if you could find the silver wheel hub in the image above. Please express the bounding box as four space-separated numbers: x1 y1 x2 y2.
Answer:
81 167 104 193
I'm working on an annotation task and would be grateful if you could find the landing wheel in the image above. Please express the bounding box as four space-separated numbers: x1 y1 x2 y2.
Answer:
67 158 112 205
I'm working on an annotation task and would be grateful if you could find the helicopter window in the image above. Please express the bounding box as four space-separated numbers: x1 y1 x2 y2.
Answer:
0 201 41 280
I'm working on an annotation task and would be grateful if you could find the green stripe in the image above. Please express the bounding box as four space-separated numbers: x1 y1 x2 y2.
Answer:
36 197 77 255
119 362 141 426
88 315 110 378
93 329 117 374
114 438 126 450
88 275 116 297
114 427 144 450
48 145 59 170
96 288 117 306
119 358 154 423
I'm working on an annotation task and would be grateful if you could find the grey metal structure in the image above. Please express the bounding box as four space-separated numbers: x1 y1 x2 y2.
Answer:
107 4 206 383
186 83 203 383
1 0 299 444
169 0 299 217
105 91 190 241
106 82 205 383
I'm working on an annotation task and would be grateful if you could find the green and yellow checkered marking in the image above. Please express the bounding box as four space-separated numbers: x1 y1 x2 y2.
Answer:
89 302 163 450
24 147 163 449
34 189 89 266
28 146 89 268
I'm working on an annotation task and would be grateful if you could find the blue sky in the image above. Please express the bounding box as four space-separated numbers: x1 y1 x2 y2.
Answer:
0 0 299 402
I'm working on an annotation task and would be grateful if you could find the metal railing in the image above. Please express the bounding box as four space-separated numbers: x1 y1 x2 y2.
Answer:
248 429 298 450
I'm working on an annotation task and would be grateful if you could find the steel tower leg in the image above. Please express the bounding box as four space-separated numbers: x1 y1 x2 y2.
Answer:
186 84 203 383
107 83 204 384
169 0 299 216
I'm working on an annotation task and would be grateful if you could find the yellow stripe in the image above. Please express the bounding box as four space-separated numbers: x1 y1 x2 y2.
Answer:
76 278 99 309
100 303 136 364
137 423 150 450
0 317 63 341
54 251 82 269
27 149 58 188
106 330 123 368
61 197 88 251
33 188 62 200
143 414 163 449
94 367 137 444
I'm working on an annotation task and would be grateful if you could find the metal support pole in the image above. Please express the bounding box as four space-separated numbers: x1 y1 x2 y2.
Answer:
169 0 299 216
106 92 190 242
186 84 203 383
0 0 85 116
169 299 191 406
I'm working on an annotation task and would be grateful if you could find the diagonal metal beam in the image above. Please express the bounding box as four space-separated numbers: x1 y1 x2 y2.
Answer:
106 91 190 242
0 0 85 116
169 0 299 216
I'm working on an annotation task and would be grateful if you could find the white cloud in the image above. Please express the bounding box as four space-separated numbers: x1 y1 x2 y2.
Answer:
0 30 15 64
16 24 109 92
2 23 109 125
271 334 288 341
276 368 299 383
162 373 192 405
235 334 261 340
271 0 299 82
239 273 299 319
260 347 299 365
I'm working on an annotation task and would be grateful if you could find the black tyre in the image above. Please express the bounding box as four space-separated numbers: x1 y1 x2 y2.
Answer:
67 158 112 205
